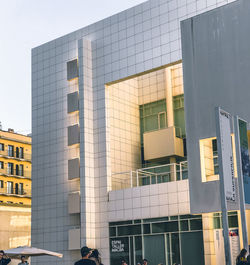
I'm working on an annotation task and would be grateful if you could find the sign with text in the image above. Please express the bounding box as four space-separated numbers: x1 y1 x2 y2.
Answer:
238 119 250 204
218 109 236 202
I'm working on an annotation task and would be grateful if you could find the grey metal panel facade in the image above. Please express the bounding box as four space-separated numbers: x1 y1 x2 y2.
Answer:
68 158 80 180
67 92 79 113
181 0 250 214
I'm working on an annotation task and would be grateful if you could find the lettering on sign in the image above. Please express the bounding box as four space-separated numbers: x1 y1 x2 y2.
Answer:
111 240 125 253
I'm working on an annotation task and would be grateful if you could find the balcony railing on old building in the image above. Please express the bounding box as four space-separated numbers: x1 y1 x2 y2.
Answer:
0 150 31 161
0 169 31 179
111 161 188 191
0 187 31 197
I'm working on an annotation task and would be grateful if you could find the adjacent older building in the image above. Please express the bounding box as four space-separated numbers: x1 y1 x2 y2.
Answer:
31 1 247 265
0 129 31 249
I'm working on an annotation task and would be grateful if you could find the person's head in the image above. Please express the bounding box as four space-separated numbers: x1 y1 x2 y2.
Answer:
240 248 247 258
21 256 26 262
121 259 127 265
143 259 148 265
0 251 4 260
89 249 100 259
80 246 93 258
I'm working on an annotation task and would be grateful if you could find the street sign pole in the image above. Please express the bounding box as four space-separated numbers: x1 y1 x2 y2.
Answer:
215 107 232 265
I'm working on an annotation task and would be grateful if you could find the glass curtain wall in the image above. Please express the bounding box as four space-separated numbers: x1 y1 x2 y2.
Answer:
109 215 204 265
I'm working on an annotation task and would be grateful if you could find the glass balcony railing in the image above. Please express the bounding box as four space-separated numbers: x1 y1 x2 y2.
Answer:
0 150 31 161
0 168 31 179
111 161 188 191
0 187 31 197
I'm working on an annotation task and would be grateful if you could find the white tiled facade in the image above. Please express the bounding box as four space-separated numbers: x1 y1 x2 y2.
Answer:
108 180 190 221
31 0 236 265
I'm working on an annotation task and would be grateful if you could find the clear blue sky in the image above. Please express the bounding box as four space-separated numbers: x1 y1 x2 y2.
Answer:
0 0 146 134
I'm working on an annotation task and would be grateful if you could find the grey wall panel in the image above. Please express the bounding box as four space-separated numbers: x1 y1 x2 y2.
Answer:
68 158 80 180
181 0 249 214
67 59 79 80
67 92 79 113
68 124 80 146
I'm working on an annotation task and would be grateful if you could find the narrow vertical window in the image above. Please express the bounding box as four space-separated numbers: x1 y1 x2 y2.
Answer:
0 143 4 151
7 163 14 175
8 145 14 157
20 147 24 159
7 181 13 194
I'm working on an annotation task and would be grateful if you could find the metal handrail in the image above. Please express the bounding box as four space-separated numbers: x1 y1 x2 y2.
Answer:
0 150 31 160
0 169 31 178
111 161 188 191
0 187 32 197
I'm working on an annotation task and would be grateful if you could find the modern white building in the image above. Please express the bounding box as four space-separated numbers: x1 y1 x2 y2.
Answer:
31 1 246 265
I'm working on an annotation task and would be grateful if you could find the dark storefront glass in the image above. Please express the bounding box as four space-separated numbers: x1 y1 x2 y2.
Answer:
110 237 129 265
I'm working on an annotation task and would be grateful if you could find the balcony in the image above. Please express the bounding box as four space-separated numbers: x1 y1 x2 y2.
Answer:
143 126 184 160
0 169 31 179
0 150 31 161
0 187 31 197
111 161 188 191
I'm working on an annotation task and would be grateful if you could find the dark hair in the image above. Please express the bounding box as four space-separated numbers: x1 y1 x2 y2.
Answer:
240 249 247 257
237 248 247 263
80 246 92 257
90 249 103 265
89 249 100 259
143 259 148 262
21 256 25 259
0 251 4 254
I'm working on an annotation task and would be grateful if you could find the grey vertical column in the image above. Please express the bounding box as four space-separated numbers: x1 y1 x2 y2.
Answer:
234 116 248 250
78 38 96 248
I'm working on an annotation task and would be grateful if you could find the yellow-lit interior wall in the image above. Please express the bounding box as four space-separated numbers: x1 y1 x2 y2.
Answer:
199 135 237 183
202 213 216 265
106 63 183 189
0 206 31 249
106 78 141 175
171 63 184 96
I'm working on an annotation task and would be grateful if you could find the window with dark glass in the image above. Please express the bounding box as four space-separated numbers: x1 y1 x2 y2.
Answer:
140 99 167 135
0 161 3 169
0 180 3 188
16 147 19 158
7 163 14 175
19 147 24 159
0 143 4 151
173 94 185 138
18 183 24 195
8 145 14 157
15 165 19 176
117 225 141 236
19 165 24 176
15 183 18 194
